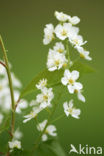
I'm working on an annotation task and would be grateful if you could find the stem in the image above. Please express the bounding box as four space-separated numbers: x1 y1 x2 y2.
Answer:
33 92 62 151
50 114 65 123
66 39 70 68
0 36 15 137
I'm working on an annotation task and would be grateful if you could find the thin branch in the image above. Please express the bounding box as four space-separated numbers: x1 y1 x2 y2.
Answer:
0 60 6 68
0 36 15 155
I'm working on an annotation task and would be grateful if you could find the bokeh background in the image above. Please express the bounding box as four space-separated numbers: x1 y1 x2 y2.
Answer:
0 0 104 155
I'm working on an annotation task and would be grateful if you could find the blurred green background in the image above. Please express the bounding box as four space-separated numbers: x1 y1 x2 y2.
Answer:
0 0 104 155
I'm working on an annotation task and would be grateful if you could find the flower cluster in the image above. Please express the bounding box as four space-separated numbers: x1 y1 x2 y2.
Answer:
23 79 57 141
22 11 92 143
43 11 92 72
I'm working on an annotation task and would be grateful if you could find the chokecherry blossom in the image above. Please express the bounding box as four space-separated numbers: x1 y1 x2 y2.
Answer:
8 140 21 150
47 49 68 71
75 46 92 61
53 42 66 54
63 100 81 119
55 11 69 22
36 78 47 90
43 24 54 45
37 119 57 141
61 69 83 94
23 107 42 123
36 87 54 108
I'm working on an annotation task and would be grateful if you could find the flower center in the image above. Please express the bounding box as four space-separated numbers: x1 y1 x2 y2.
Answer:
68 79 74 84
55 60 60 66
43 95 48 101
74 39 78 45
80 53 85 58
58 48 63 53
61 29 67 36
68 108 73 114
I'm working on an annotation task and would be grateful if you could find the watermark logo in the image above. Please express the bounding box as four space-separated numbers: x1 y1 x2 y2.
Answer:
69 144 103 155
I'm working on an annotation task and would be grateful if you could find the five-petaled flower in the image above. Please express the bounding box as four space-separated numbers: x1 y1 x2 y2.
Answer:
36 78 47 90
61 69 83 94
23 107 42 123
8 140 21 150
47 49 68 71
36 87 54 108
63 100 81 119
37 120 57 141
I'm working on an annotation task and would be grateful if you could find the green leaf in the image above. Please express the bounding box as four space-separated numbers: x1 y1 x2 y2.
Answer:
70 61 95 76
0 115 10 134
20 61 94 98
20 69 64 98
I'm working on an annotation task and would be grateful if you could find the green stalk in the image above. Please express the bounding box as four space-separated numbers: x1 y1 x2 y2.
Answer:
66 39 70 68
50 114 65 124
0 36 15 137
33 92 62 151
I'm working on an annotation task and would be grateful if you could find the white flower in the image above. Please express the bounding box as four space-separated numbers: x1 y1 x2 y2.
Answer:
8 140 21 149
53 42 66 54
43 24 54 45
23 107 42 123
55 23 79 40
69 35 87 47
55 23 71 40
61 69 83 94
36 79 47 90
14 129 23 140
16 99 28 114
68 16 80 25
37 120 57 141
36 87 54 108
0 113 4 124
75 46 92 61
47 49 68 71
55 11 69 22
63 100 81 119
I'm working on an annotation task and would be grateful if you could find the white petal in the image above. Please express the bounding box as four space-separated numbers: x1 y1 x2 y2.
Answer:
47 125 57 136
74 82 83 90
71 70 79 80
67 85 75 94
72 109 81 119
63 102 69 110
61 77 68 85
42 134 48 141
77 92 86 102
